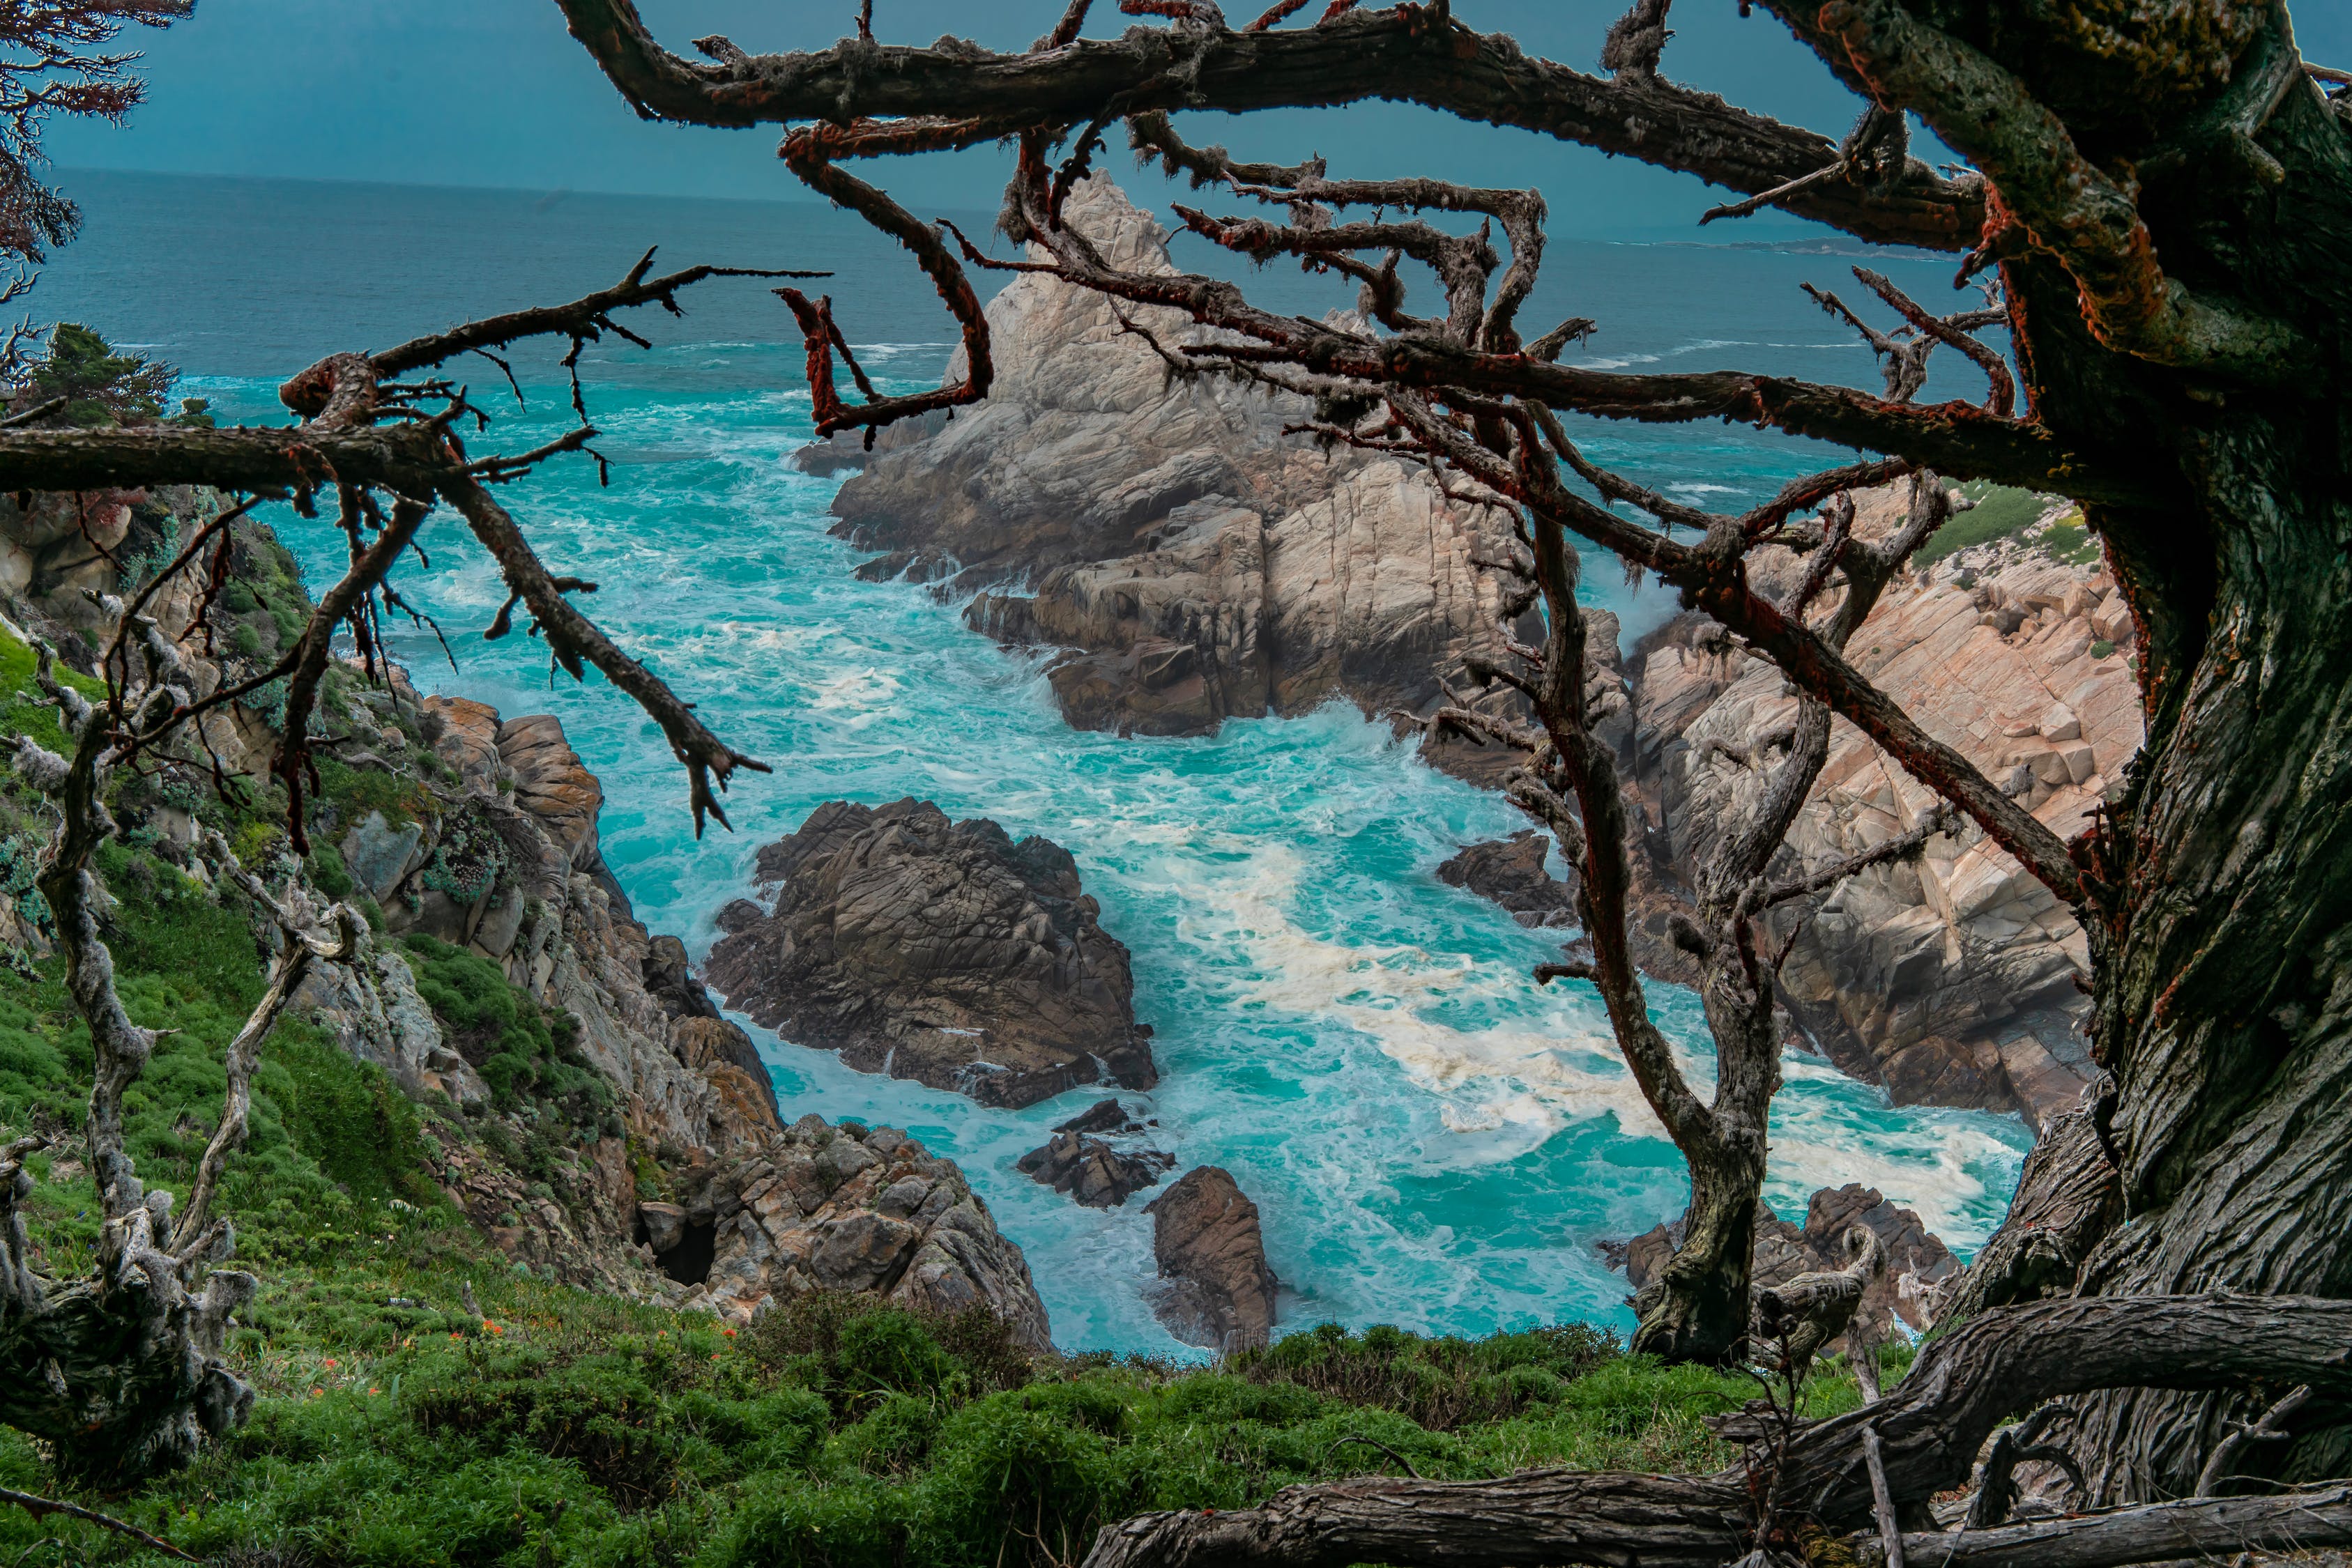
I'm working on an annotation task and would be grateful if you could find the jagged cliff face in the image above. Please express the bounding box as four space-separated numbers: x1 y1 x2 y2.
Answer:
822 176 1525 742
1 488 1056 1339
298 690 1054 1338
1626 486 2143 1129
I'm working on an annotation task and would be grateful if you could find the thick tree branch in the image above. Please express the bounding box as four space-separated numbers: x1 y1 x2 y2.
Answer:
1862 1483 2352 1568
551 0 1983 249
1795 0 2304 381
1078 1296 2352 1568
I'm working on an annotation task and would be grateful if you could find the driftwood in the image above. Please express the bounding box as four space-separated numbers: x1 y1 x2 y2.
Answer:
1858 1482 2352 1568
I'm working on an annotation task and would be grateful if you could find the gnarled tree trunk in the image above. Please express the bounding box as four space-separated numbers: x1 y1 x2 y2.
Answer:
1914 9 2352 1499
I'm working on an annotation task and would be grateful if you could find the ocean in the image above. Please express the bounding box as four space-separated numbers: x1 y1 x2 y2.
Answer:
39 169 2031 1353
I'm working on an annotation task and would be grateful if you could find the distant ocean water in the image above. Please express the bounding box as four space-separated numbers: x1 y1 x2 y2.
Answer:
40 169 2030 1353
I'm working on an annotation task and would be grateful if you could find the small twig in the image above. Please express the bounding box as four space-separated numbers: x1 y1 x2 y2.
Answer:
0 1486 201 1562
1317 1435 1422 1479
2196 1385 2312 1498
0 397 67 429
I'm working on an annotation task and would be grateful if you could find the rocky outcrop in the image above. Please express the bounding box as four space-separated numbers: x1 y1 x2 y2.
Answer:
1436 831 1576 928
672 1114 1053 1348
296 938 491 1109
1604 1183 1959 1341
706 799 1156 1109
1146 1166 1279 1352
1017 1100 1175 1209
0 486 1053 1340
1620 486 2141 1128
823 176 1527 748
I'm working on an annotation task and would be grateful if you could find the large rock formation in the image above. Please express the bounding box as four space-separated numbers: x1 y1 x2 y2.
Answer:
1146 1166 1279 1352
817 176 1527 750
705 799 1157 1109
669 1114 1053 1346
1622 487 2141 1129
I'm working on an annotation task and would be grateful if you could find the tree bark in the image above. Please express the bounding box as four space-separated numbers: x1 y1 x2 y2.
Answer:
1858 1483 2352 1568
1904 12 2352 1502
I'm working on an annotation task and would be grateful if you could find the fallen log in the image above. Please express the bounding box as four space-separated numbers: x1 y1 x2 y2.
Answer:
1856 1482 2352 1568
1076 1295 2352 1568
1080 1470 1748 1568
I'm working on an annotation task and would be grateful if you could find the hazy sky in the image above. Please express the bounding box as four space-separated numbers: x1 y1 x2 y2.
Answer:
47 2 2352 238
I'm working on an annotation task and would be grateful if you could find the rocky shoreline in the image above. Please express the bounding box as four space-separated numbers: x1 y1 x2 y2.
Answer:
800 176 2135 1132
0 497 1053 1338
807 175 1527 774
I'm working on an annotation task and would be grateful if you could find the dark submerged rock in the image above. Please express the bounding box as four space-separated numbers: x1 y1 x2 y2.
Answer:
1016 1128 1174 1208
704 799 1156 1109
1436 831 1578 928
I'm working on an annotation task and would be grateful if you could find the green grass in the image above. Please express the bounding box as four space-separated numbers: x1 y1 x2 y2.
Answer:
400 935 613 1128
1914 482 2057 566
0 1285 1904 1568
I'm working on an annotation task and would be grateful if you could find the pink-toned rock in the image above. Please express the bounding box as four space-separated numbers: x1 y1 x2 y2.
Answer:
1628 485 2142 1129
496 712 604 869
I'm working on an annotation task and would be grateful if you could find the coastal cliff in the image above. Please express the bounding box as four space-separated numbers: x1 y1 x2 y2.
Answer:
0 495 1052 1337
816 176 1527 750
1622 486 2138 1128
335 695 1053 1331
810 207 2140 1127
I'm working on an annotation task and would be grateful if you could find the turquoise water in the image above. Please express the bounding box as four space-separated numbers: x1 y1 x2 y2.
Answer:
49 173 2034 1355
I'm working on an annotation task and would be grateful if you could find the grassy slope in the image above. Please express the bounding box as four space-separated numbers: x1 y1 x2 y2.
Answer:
0 628 1905 1568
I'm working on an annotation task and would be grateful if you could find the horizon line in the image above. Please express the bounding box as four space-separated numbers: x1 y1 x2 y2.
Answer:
49 163 1837 243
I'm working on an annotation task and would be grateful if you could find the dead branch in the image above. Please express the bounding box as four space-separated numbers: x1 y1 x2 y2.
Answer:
777 125 993 440
0 1486 198 1562
170 833 364 1251
1861 1482 2352 1568
440 473 767 834
367 247 825 380
1861 1424 1907 1568
2194 1384 2312 1498
557 0 1980 247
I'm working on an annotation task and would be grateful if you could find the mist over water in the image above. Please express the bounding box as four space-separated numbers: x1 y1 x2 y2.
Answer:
43 172 2032 1353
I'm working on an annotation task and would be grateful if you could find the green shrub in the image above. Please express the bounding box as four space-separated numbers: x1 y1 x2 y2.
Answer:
1914 481 2054 565
263 1020 443 1210
1225 1318 1619 1430
399 935 606 1124
308 840 356 898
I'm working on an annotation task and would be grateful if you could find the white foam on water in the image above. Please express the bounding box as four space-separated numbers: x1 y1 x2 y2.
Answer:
199 355 2035 1355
